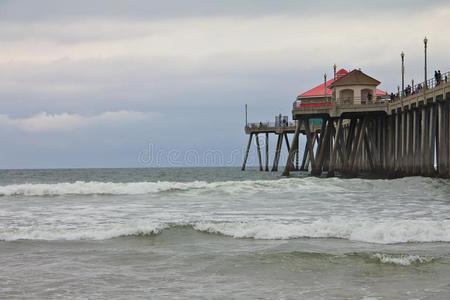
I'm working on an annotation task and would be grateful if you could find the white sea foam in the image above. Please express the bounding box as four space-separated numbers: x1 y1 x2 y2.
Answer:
2 219 450 243
372 253 433 266
0 222 167 241
0 178 328 196
193 219 450 244
0 176 440 197
0 180 211 196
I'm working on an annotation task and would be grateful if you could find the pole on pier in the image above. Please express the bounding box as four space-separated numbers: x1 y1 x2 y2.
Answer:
245 104 248 126
424 37 428 89
241 133 253 171
401 51 405 99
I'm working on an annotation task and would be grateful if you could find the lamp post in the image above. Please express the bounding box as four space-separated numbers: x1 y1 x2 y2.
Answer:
245 104 248 126
333 64 337 102
324 73 327 101
424 36 428 88
401 51 405 99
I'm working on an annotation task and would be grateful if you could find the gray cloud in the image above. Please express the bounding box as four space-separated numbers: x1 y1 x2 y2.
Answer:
0 0 447 21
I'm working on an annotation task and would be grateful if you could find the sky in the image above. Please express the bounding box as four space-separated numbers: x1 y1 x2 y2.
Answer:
0 0 449 169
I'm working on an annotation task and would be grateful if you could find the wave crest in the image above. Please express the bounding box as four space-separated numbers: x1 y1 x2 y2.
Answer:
193 219 450 244
371 253 434 266
3 219 450 244
0 181 211 196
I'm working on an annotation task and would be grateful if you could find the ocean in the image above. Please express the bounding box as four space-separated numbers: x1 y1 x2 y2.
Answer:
1 167 450 299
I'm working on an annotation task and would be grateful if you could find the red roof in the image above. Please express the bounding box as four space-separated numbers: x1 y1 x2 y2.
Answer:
298 69 387 98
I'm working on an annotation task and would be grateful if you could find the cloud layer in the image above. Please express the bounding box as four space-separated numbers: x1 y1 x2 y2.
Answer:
0 111 159 132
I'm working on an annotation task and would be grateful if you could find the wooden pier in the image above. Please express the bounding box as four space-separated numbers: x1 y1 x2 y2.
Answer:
242 67 450 178
282 70 450 178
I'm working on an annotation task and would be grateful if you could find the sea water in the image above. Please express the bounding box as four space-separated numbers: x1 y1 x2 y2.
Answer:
1 168 450 299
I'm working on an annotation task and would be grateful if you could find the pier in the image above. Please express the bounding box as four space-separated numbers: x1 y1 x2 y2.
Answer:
283 70 450 178
242 57 450 178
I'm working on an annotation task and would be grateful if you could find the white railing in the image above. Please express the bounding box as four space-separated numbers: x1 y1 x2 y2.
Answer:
397 70 450 100
246 121 295 129
336 96 389 105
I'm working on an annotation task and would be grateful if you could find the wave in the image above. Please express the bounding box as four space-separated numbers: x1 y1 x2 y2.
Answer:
0 180 212 196
0 222 168 241
3 219 450 244
193 219 450 244
0 178 335 196
0 176 446 197
371 253 434 266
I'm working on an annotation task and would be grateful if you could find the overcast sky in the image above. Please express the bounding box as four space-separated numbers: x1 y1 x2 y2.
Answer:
0 0 449 169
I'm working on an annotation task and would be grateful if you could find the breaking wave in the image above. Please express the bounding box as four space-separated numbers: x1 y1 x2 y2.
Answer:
0 222 168 241
371 253 434 266
0 176 445 197
3 219 450 244
193 219 450 244
0 181 211 196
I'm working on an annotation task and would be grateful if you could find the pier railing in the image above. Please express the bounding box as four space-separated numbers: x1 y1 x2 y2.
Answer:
293 96 390 109
399 70 450 99
246 121 295 129
336 96 390 105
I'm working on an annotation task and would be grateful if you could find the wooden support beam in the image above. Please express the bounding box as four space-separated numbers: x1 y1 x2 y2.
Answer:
437 101 449 177
366 120 381 170
328 118 343 177
265 133 269 171
412 109 418 175
312 118 333 176
405 111 411 174
271 134 283 172
282 120 302 176
255 133 263 171
347 118 366 174
323 121 335 172
346 118 357 157
241 133 253 171
295 134 300 171
300 137 309 171
394 112 400 171
304 118 316 170
284 133 295 171
363 125 375 171
421 107 428 176
428 104 437 176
